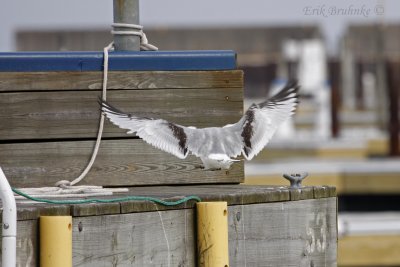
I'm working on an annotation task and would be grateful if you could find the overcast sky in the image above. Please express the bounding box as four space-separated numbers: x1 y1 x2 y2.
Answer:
1 0 399 54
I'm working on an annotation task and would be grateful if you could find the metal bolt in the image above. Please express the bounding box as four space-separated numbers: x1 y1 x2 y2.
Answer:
3 223 9 229
283 172 309 189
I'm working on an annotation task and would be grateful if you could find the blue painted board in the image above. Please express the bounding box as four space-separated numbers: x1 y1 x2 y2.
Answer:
0 50 237 72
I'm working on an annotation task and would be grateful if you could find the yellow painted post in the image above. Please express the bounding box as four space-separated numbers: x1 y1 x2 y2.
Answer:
40 216 72 267
196 202 229 267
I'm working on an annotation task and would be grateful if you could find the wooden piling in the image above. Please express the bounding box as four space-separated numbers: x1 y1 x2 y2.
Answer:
386 61 400 156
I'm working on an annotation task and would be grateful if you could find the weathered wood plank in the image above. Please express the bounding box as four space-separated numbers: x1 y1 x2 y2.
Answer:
9 185 335 220
0 219 39 267
195 184 290 203
120 185 290 214
71 202 121 217
313 185 337 199
16 204 71 221
73 209 196 267
0 140 244 187
0 70 243 91
5 198 337 266
229 198 337 267
289 186 314 201
16 220 38 267
0 87 242 140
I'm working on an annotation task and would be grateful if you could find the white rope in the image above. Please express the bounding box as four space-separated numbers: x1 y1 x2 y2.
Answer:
53 42 113 189
15 24 157 199
111 23 158 51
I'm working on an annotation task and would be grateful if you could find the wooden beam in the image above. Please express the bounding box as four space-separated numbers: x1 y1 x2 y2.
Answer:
0 139 244 187
0 87 242 140
8 185 336 220
0 70 243 91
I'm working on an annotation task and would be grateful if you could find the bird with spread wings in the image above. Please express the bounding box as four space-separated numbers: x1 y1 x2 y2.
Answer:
100 80 299 170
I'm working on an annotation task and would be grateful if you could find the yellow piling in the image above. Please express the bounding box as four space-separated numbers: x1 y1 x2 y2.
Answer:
196 202 229 267
40 216 72 267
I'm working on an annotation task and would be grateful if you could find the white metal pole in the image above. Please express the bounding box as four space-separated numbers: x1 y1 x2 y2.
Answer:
0 167 17 267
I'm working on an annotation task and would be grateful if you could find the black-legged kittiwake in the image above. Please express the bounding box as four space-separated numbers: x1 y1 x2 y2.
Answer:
100 80 299 170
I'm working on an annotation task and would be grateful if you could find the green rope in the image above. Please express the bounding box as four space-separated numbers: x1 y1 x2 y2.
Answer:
12 188 201 206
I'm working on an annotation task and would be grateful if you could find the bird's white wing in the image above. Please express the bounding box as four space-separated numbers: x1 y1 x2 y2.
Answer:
100 80 298 162
238 80 299 160
100 101 189 159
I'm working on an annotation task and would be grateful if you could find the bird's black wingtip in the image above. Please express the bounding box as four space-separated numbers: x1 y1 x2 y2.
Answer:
286 78 298 87
97 98 128 116
268 79 300 104
284 79 300 94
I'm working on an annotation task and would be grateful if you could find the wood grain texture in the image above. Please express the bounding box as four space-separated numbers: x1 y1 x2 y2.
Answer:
71 202 121 217
0 70 243 91
289 186 315 201
0 69 243 186
72 209 196 267
0 219 39 267
0 70 243 92
5 198 337 267
229 198 337 267
9 185 335 220
16 204 71 221
0 139 244 187
313 185 336 199
119 185 291 215
0 87 243 140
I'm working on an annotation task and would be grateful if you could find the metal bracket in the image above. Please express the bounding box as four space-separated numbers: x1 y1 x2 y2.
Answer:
283 172 309 189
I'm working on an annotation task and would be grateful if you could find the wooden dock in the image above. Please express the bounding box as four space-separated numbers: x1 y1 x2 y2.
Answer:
0 50 337 266
0 51 244 187
246 156 400 266
6 185 336 266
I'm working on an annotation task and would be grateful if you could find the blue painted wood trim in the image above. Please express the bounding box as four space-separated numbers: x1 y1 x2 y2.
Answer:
0 50 237 72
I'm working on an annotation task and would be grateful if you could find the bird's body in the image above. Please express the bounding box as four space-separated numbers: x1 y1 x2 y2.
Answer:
101 81 299 170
